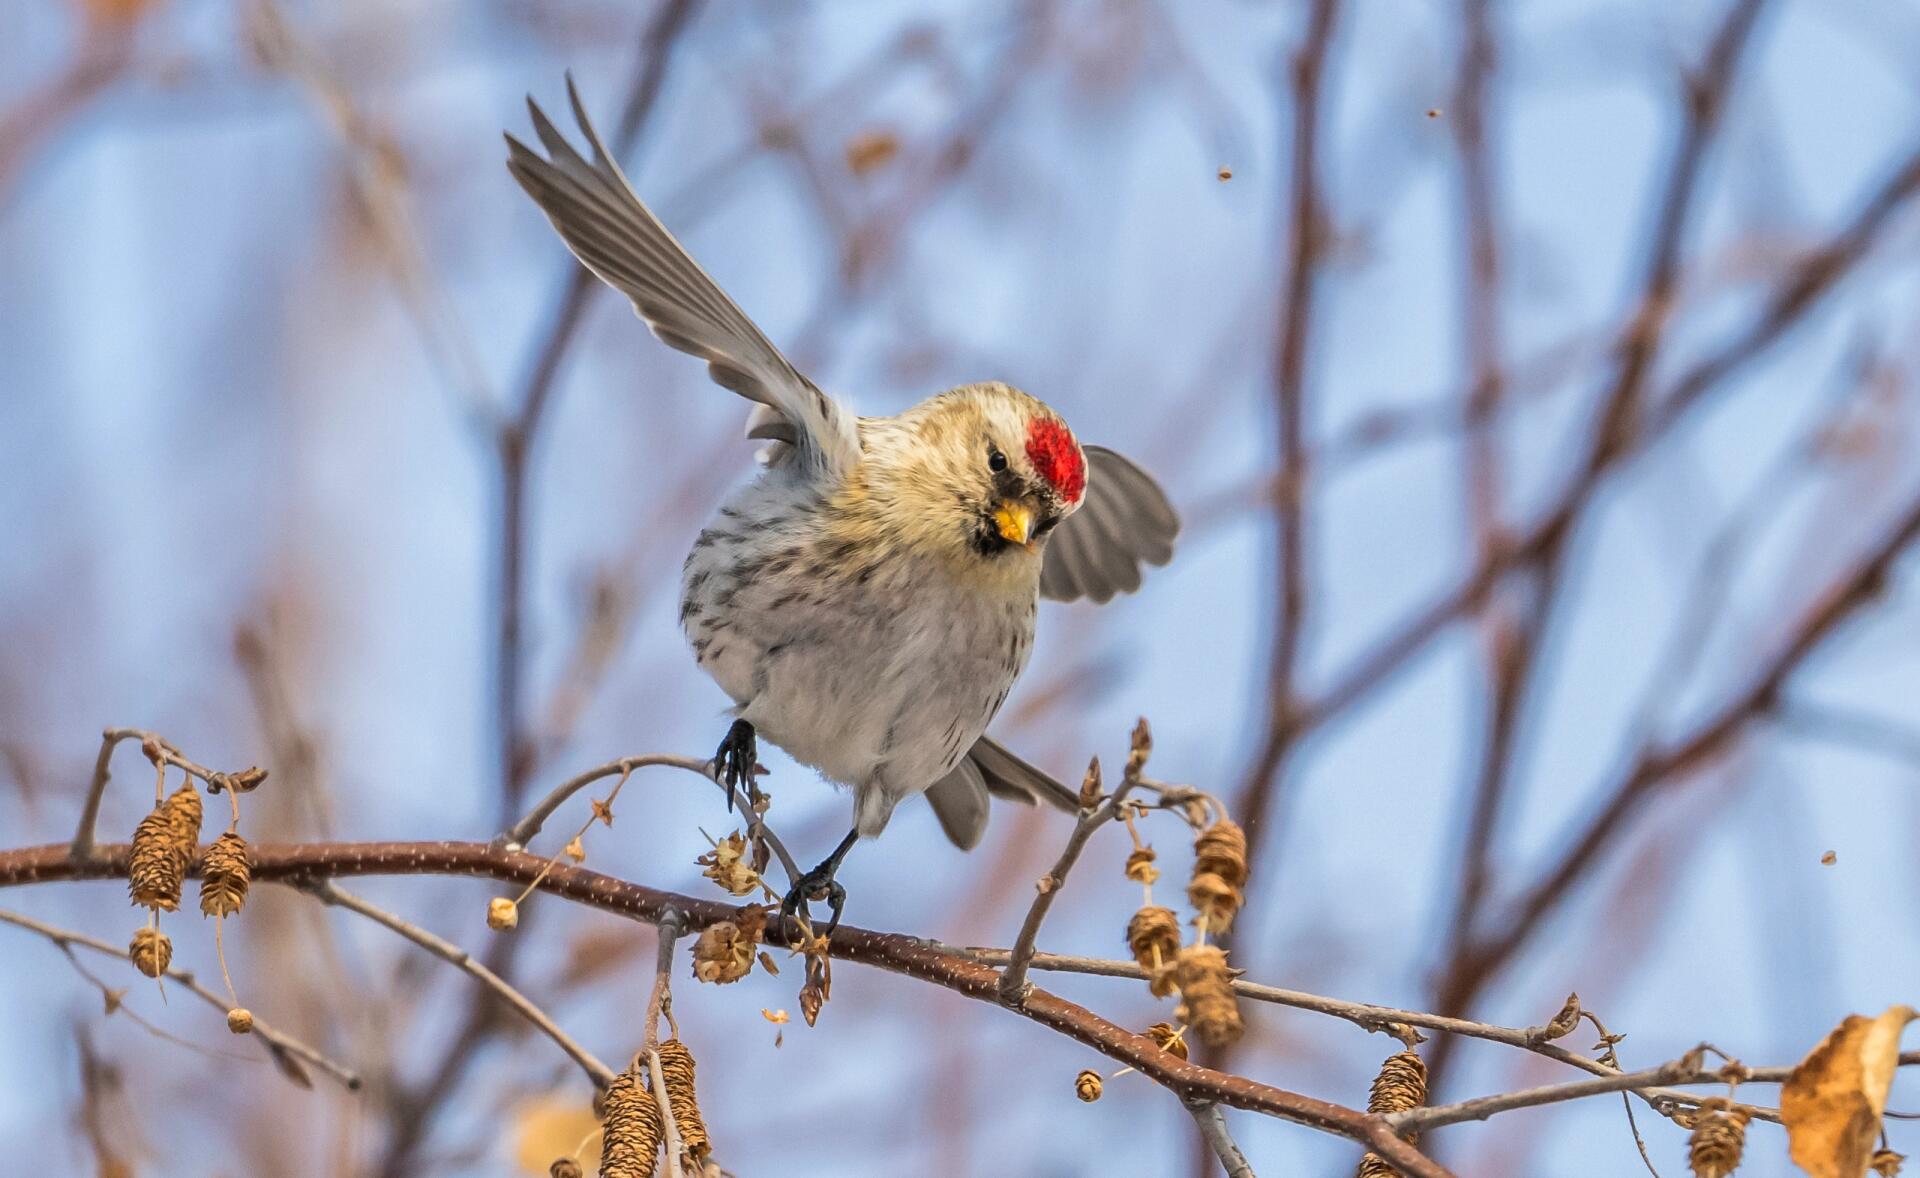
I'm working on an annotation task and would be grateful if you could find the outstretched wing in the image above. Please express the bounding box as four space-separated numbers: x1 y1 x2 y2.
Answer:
1040 446 1180 603
924 735 1080 851
505 77 860 476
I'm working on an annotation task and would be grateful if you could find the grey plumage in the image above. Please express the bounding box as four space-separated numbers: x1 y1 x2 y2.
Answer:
507 78 1180 850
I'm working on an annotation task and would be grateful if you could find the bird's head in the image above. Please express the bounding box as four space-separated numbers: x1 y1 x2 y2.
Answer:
850 382 1086 588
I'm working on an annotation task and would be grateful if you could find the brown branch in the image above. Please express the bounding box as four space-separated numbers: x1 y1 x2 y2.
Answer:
0 906 360 1091
0 839 1451 1178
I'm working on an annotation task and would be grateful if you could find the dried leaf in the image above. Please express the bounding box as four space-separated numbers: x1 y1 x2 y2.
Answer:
1783 1005 1917 1178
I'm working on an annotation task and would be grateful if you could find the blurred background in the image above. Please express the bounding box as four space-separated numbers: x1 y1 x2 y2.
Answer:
5 0 1920 1174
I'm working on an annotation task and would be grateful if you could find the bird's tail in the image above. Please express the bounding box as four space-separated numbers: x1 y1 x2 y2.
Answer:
925 735 1080 851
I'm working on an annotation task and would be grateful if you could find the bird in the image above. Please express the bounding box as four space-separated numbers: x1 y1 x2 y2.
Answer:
505 78 1179 931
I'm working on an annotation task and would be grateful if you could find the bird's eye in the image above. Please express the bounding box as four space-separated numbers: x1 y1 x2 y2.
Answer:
988 448 1008 473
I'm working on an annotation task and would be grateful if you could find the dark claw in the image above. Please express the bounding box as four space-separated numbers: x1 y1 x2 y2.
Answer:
781 866 848 938
711 719 756 813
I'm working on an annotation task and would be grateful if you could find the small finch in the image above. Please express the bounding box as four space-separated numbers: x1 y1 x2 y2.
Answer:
507 79 1179 930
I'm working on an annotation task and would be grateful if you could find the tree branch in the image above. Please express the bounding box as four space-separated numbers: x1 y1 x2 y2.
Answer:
303 879 616 1089
0 839 1451 1178
0 906 360 1092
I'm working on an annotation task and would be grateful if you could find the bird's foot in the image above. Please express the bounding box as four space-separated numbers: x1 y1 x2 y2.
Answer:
711 719 757 813
780 861 848 938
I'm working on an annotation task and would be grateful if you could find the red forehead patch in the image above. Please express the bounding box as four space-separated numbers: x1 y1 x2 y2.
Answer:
1025 417 1085 503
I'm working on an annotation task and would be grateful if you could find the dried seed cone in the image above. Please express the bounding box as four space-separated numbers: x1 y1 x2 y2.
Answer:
487 897 519 931
1145 1021 1189 1060
199 832 251 917
550 1160 584 1178
129 927 172 978
1193 819 1248 886
1188 818 1249 934
1186 871 1243 935
1124 846 1159 886
1355 1050 1428 1178
226 1008 254 1034
598 1066 662 1178
691 920 756 984
128 809 185 911
1173 944 1243 1048
1075 1069 1103 1102
1126 906 1181 997
656 1040 711 1163
163 783 203 859
1872 1150 1906 1177
1687 1100 1749 1178
697 832 761 897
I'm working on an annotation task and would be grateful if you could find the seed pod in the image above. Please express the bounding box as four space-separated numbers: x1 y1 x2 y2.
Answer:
1192 819 1248 887
1188 818 1248 934
129 927 172 978
690 920 756 984
1124 846 1159 886
598 1066 661 1178
1174 944 1242 1048
1687 1098 1749 1178
1126 906 1181 997
163 783 203 859
696 832 760 897
1075 1069 1103 1102
487 897 519 931
1872 1150 1906 1176
199 832 252 917
1186 871 1243 935
1145 1021 1189 1060
1356 1050 1428 1178
550 1160 584 1178
226 1008 254 1034
656 1040 711 1163
128 809 185 911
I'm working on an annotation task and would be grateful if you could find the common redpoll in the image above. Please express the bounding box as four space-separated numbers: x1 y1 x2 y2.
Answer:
507 80 1179 929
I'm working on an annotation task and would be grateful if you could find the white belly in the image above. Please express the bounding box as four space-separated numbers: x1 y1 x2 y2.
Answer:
679 490 1036 832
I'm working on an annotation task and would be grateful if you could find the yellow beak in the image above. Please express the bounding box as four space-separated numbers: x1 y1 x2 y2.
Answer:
993 502 1034 546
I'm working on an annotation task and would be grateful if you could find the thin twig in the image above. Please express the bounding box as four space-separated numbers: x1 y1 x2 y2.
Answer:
0 906 360 1090
303 880 615 1088
70 728 219 863
996 779 1142 1006
647 1047 688 1178
646 913 684 1051
1187 1101 1257 1178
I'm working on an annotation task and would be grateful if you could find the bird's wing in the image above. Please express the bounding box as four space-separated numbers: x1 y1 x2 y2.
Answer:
1040 446 1180 603
924 736 1079 851
505 78 860 477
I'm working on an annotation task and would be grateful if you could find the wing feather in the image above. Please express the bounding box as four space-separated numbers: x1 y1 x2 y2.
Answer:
505 77 858 475
1039 446 1179 603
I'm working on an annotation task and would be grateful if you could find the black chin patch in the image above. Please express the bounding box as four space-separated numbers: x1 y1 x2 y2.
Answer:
971 515 1013 557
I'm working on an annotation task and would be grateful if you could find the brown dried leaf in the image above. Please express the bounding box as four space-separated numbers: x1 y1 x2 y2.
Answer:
1783 1005 1917 1178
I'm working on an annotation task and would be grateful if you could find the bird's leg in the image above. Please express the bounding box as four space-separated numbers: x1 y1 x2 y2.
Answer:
782 827 860 936
711 719 757 813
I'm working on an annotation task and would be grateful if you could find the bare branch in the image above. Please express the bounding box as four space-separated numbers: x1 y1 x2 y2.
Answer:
1188 1101 1257 1178
304 879 616 1089
0 906 360 1091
